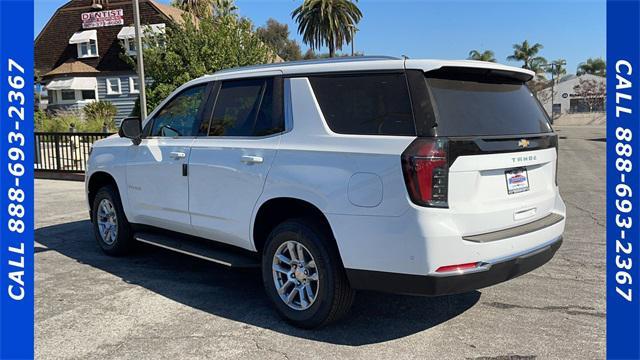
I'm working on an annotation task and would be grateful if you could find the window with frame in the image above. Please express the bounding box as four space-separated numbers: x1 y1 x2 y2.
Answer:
569 98 605 113
308 73 415 136
126 39 136 55
129 77 140 94
208 78 284 137
155 36 166 49
61 90 76 101
150 84 208 137
81 90 96 100
106 78 121 95
119 23 165 56
78 39 98 58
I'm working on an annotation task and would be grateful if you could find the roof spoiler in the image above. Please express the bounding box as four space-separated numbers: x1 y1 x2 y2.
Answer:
425 66 534 82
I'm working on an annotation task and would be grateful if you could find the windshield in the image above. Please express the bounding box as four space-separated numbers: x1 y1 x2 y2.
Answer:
425 75 552 137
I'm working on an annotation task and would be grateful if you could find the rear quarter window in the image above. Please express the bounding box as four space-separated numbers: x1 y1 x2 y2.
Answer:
308 73 416 136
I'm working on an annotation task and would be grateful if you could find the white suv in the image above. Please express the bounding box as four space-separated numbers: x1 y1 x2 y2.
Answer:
86 57 565 328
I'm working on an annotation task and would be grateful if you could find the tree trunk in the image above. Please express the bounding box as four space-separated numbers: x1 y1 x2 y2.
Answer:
329 41 335 58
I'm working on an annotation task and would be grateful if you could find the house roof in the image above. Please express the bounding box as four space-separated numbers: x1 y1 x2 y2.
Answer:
558 73 604 84
149 0 190 24
35 0 281 79
35 0 188 78
45 60 99 77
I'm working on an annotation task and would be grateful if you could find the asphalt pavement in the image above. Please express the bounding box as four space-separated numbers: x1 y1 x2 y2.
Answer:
35 125 606 359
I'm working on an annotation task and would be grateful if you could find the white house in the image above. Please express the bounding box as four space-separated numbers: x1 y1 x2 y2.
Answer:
538 74 606 116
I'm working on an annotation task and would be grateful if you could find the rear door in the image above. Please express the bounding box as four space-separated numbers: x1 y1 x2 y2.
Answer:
418 68 557 236
188 76 285 249
126 83 210 233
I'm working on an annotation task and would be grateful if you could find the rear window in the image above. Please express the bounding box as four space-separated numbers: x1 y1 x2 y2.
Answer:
309 73 416 136
426 74 552 137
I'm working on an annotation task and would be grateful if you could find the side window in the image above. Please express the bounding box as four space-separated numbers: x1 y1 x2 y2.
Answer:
308 73 415 136
208 78 284 137
150 84 207 137
254 78 284 136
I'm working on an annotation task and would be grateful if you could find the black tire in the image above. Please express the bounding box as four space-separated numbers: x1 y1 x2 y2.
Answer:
91 185 133 256
261 218 355 328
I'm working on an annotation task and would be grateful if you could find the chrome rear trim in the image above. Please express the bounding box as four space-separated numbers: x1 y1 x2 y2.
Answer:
462 213 564 243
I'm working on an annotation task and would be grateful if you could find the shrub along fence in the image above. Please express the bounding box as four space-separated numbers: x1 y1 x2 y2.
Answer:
34 132 114 173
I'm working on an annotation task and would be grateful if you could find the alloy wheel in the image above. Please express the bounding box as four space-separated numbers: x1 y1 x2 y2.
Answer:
272 240 320 311
97 198 118 245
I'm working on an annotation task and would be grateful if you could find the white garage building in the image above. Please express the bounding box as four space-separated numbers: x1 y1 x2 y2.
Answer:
538 74 606 116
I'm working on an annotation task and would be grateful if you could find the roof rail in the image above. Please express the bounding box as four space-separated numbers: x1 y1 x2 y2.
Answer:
213 55 402 75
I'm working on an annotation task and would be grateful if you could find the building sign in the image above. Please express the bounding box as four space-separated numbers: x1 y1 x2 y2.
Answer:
81 9 124 29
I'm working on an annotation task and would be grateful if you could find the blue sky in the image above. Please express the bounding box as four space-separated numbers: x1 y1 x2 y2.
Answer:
35 0 605 76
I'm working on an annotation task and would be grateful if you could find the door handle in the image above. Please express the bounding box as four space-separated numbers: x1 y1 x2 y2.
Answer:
170 151 187 159
240 155 264 164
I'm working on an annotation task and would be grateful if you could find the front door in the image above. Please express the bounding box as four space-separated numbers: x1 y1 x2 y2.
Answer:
126 83 210 233
189 76 285 249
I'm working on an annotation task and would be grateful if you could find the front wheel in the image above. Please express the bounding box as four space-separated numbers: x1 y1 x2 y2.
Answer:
261 218 355 328
91 185 132 255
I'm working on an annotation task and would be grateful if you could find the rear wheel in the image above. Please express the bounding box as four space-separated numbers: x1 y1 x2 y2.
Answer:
92 185 132 255
261 218 355 328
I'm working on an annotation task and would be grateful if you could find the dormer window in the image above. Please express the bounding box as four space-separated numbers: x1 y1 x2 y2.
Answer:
69 30 98 58
79 40 98 58
117 24 165 56
126 38 136 55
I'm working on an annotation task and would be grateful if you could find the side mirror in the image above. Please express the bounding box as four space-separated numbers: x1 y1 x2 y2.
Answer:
119 117 142 145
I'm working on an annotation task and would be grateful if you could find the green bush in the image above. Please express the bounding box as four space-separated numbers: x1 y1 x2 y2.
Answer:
35 108 115 133
37 110 83 132
35 110 48 132
83 101 117 132
131 13 271 112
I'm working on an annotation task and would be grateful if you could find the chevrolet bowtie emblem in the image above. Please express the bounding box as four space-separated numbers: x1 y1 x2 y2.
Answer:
518 139 530 148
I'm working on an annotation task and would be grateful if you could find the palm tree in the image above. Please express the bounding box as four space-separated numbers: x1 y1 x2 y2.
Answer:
175 0 236 18
577 57 606 76
529 58 549 81
507 40 547 80
468 49 496 62
548 59 567 83
507 40 547 70
213 0 238 17
292 0 363 58
175 0 214 17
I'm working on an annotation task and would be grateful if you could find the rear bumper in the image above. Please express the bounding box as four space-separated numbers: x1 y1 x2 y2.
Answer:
346 236 562 296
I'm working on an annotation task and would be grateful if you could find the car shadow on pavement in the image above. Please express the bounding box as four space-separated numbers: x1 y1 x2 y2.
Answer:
36 220 481 346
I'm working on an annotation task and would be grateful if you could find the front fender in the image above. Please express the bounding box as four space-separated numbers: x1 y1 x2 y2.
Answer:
86 137 132 218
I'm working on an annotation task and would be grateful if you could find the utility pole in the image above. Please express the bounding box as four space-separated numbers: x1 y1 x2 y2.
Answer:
132 0 147 120
546 60 566 123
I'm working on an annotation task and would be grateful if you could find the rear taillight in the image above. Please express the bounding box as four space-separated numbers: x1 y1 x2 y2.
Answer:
401 138 449 208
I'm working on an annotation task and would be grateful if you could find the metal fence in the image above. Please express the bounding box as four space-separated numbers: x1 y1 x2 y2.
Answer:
34 132 114 173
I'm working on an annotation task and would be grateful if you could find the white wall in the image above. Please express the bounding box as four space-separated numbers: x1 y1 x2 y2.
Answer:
538 74 606 115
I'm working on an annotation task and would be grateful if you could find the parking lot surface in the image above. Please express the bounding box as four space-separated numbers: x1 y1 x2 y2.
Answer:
35 125 605 359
